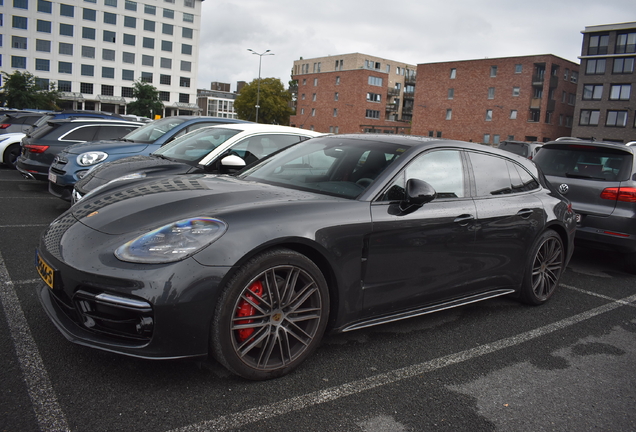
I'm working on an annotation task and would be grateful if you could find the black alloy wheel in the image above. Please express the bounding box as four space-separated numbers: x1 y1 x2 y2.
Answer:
211 248 329 380
520 230 564 305
3 144 20 168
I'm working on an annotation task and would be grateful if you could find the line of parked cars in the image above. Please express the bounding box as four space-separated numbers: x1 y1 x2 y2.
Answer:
8 110 632 380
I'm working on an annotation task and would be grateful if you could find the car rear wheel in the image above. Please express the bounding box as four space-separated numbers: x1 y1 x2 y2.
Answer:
210 248 329 380
520 230 564 305
3 144 20 168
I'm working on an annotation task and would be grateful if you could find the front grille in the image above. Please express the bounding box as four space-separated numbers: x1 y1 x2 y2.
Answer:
50 167 66 175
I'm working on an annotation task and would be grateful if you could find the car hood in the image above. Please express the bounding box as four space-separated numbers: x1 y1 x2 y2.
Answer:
65 140 158 155
92 155 192 180
71 174 337 235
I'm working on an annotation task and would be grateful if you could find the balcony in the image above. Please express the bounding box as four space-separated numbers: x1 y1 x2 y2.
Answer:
405 74 416 85
402 106 413 114
403 90 415 99
388 87 401 96
385 103 398 112
530 98 542 109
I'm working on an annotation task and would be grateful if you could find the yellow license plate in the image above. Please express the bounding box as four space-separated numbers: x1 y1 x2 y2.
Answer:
36 251 55 289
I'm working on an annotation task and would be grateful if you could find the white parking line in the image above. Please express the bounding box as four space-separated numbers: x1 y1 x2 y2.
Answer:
0 254 70 432
0 224 50 228
169 289 636 432
562 283 636 307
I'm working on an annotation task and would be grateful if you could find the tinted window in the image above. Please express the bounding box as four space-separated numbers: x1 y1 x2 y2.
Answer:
155 127 241 162
230 134 305 165
533 145 633 182
95 125 138 140
63 126 98 141
469 152 514 196
123 117 186 143
508 161 540 192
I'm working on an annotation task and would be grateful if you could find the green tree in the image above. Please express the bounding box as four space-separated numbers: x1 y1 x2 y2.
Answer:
0 70 60 110
235 78 293 124
126 80 165 118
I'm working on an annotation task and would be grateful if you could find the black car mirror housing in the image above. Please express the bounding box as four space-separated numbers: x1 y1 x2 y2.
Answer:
399 178 437 213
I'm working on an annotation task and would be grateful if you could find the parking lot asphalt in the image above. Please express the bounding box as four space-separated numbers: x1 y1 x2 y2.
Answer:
0 165 635 432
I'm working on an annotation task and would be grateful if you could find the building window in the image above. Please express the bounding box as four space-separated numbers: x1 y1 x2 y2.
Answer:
12 16 27 29
579 109 600 126
163 8 174 18
161 40 172 52
485 109 493 121
183 12 193 22
510 110 517 120
488 87 495 99
122 51 135 63
490 66 498 77
81 64 94 76
144 19 155 31
103 11 116 24
564 68 569 80
179 93 189 103
104 0 116 6
515 64 522 73
12 36 28 49
142 55 153 66
141 72 153 83
160 57 172 68
512 87 520 97
35 58 50 71
58 80 71 92
368 76 382 86
103 30 116 43
184 0 194 7
162 23 173 34
159 91 170 101
613 58 635 74
179 77 190 87
59 23 73 36
122 87 134 97
333 108 337 117
38 0 52 13
10 56 26 69
445 109 452 120
609 84 631 101
80 82 93 94
447 88 454 99
60 4 74 17
450 68 456 79
101 85 114 96
335 76 340 85
571 71 578 83
615 32 636 54
181 44 192 55
143 37 154 49
582 84 603 100
58 61 72 74
13 0 28 9
366 93 381 102
124 16 136 27
588 34 609 55
605 110 628 127
182 27 193 38
123 34 135 45
365 109 379 119
122 69 134 81
35 39 51 52
36 19 52 32
102 67 114 78
83 8 96 20
334 92 338 101
102 48 115 60
82 26 96 39
125 0 136 10
313 78 318 86
160 74 171 85
483 134 490 144
586 59 606 75
144 4 156 14
180 61 191 71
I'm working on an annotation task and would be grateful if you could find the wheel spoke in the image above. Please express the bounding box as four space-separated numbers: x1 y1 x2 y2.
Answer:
531 237 563 300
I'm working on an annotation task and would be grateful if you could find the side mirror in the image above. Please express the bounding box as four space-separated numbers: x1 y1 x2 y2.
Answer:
220 155 246 168
399 178 437 213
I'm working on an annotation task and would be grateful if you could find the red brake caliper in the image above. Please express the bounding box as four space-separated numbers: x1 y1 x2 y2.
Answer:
235 281 264 342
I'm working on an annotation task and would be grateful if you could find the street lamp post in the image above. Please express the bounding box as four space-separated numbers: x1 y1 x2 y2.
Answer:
247 49 274 123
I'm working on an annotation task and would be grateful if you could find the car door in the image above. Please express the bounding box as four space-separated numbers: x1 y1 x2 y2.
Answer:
363 149 478 314
466 151 545 288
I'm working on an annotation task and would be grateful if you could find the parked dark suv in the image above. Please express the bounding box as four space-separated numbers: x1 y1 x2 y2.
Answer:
533 139 636 272
498 140 543 160
16 118 142 181
0 111 46 135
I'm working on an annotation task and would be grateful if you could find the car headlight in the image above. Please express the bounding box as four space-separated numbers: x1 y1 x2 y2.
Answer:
114 217 228 263
77 151 108 167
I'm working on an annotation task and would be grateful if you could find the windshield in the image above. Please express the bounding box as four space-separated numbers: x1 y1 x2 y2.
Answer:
240 137 409 199
153 127 241 163
122 117 186 143
534 145 633 181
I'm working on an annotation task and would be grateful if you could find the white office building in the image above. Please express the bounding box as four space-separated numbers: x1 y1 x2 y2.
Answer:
0 0 202 116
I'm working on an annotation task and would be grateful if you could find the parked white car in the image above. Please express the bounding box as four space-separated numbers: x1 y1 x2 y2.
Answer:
0 133 26 168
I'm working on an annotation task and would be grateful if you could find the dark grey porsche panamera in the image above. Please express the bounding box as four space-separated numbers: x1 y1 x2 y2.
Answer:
35 134 576 380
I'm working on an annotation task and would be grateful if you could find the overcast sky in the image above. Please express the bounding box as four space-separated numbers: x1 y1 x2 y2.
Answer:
197 0 635 92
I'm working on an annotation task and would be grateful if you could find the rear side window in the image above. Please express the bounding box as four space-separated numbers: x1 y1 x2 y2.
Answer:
498 141 528 158
468 152 539 196
94 125 139 140
62 126 99 141
534 145 633 182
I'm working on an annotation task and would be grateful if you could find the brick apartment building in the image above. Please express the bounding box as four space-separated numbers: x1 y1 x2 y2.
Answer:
572 22 636 143
411 55 580 144
290 53 417 134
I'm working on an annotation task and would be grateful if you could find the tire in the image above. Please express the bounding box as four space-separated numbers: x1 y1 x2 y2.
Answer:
520 230 564 305
2 144 20 169
210 248 329 380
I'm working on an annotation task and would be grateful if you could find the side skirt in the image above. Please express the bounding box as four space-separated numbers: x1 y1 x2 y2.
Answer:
341 289 515 333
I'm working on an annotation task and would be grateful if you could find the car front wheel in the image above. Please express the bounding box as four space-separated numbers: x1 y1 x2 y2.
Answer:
210 248 329 380
520 230 564 305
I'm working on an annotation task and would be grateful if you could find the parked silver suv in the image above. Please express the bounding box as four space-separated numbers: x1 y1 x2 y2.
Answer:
533 139 635 272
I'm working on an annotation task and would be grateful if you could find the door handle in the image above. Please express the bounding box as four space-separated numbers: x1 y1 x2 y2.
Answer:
454 214 474 226
517 209 533 219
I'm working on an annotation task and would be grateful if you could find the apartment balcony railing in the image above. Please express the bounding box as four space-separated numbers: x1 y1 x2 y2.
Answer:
387 87 401 96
